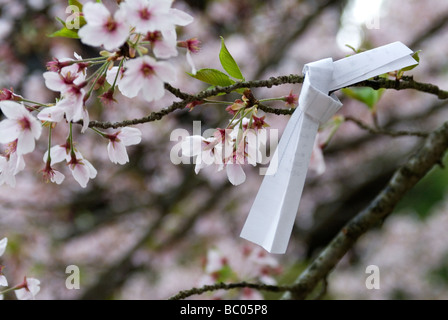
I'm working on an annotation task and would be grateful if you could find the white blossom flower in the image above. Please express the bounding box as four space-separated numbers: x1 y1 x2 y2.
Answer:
121 0 193 34
67 151 97 188
106 127 142 165
0 274 7 287
225 162 246 186
41 162 65 185
118 55 175 102
0 148 26 187
145 29 178 59
78 2 129 51
0 238 7 287
0 101 41 155
182 132 232 175
15 277 40 300
38 88 89 132
43 142 70 166
0 237 6 257
43 63 86 94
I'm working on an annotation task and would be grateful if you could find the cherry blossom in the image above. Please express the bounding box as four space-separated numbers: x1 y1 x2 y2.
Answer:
121 0 193 34
181 122 269 186
0 151 26 187
40 57 89 130
41 162 65 185
106 127 142 165
66 150 97 188
145 29 178 59
78 2 129 51
0 238 7 288
118 55 175 102
0 101 42 155
43 60 86 94
0 237 6 257
181 129 233 174
14 277 40 300
43 142 71 166
178 38 201 75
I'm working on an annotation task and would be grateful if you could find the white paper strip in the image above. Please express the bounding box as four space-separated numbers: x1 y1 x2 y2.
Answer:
240 42 417 254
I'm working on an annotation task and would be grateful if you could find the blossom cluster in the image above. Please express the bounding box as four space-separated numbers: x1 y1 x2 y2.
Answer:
0 237 40 300
0 0 195 188
181 95 270 186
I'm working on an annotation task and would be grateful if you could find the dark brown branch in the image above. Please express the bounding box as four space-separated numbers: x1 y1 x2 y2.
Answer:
282 119 448 299
169 281 293 300
344 115 429 138
87 75 448 129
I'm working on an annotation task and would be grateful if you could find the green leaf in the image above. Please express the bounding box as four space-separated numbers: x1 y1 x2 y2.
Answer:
48 27 80 39
219 37 244 80
188 68 235 87
400 50 421 72
341 87 385 110
55 17 67 27
68 0 83 10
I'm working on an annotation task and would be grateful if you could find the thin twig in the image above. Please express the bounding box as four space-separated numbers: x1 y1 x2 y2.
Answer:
344 115 429 138
86 75 448 129
169 281 293 300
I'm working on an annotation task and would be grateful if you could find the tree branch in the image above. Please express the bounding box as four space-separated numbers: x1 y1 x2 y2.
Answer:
169 281 293 300
344 115 429 138
87 75 448 129
282 119 448 299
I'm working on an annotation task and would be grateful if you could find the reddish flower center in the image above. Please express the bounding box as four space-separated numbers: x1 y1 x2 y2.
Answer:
146 31 162 43
18 117 31 131
139 8 152 20
104 17 117 32
140 63 154 77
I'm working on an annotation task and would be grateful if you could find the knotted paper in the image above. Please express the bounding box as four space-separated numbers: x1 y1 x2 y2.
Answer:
240 42 417 254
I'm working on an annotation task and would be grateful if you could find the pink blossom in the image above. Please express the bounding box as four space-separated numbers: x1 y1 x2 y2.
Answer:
0 101 42 155
0 152 25 187
41 162 65 185
43 63 86 94
178 38 200 74
0 237 6 257
0 88 22 101
284 90 298 107
0 238 7 287
118 55 175 102
121 0 193 34
78 2 129 51
43 142 71 166
145 29 178 59
106 127 142 165
41 58 88 129
0 269 6 287
67 151 97 188
225 162 246 186
14 277 40 300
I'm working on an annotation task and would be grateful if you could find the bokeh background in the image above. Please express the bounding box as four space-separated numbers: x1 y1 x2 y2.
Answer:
1 0 448 299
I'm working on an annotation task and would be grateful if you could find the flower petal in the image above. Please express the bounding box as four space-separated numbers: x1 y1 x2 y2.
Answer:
169 8 194 26
0 237 7 256
0 101 27 119
181 135 204 157
0 119 20 144
118 127 142 146
16 130 36 155
82 2 110 25
226 164 246 186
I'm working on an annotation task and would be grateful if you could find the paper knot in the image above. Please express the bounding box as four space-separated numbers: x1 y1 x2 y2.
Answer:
240 42 418 254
